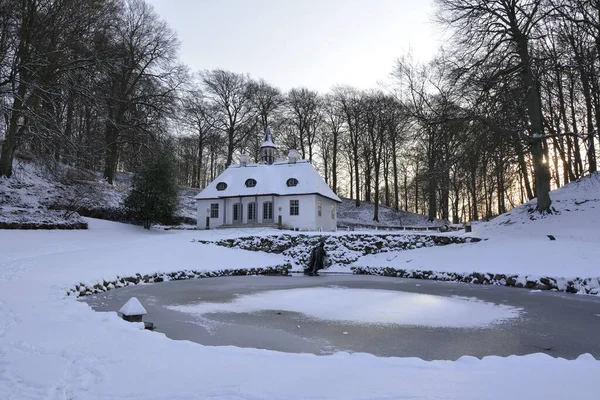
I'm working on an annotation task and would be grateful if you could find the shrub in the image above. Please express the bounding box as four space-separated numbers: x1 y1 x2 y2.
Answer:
124 150 179 229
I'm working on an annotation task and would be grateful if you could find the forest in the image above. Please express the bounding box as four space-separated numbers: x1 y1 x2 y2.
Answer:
1 0 599 223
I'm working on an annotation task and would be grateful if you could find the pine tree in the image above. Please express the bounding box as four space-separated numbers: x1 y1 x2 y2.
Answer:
124 150 179 229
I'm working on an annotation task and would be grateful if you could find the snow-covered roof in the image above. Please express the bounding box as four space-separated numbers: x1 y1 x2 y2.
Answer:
119 297 147 316
195 160 342 203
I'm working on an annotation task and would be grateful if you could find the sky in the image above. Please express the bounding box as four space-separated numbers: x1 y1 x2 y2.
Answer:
146 0 440 92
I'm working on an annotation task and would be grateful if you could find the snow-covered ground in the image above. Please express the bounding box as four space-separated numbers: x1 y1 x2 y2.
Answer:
1 217 599 399
337 196 442 228
353 174 600 281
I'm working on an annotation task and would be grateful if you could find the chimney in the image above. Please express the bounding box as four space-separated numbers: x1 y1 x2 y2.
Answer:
288 150 299 164
240 154 249 167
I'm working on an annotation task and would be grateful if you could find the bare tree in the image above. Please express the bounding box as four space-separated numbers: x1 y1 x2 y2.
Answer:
284 87 323 162
102 0 183 184
247 78 283 131
201 69 255 166
180 87 218 187
333 86 363 207
435 0 554 212
321 95 344 193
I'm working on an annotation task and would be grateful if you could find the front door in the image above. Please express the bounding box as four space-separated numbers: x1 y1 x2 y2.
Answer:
232 203 241 224
262 201 273 222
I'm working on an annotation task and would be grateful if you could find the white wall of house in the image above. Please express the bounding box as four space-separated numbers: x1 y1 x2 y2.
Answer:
274 194 316 231
314 195 337 232
197 199 223 229
197 194 337 231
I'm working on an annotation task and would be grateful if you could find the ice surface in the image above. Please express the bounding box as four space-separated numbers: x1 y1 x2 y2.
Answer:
169 287 522 328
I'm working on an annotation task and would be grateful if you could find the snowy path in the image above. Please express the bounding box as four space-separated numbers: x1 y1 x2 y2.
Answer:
0 218 599 399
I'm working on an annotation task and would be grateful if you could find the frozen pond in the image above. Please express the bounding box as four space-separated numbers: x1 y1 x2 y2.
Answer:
83 275 600 360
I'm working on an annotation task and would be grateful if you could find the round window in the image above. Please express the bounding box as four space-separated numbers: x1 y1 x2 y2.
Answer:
245 178 257 188
216 182 227 191
286 178 298 187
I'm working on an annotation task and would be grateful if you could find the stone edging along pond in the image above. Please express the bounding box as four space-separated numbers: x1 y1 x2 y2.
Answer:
67 266 290 297
69 232 600 297
352 266 600 295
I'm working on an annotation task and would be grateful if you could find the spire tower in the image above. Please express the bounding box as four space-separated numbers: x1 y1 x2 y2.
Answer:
260 124 277 164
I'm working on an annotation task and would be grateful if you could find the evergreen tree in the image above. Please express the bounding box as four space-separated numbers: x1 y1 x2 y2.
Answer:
124 150 179 229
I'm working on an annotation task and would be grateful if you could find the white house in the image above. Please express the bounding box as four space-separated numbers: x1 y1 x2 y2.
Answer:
195 126 341 231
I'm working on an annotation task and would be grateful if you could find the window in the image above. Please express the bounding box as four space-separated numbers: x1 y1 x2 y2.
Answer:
290 199 299 216
245 178 257 188
210 203 219 218
263 202 273 220
318 200 322 217
286 178 298 187
216 182 227 191
248 203 256 220
331 204 335 220
233 203 240 221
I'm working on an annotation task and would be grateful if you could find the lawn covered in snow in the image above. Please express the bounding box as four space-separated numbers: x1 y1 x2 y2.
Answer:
1 217 599 399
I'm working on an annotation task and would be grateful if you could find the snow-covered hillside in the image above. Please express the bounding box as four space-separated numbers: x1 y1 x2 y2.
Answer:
354 173 600 282
0 157 196 228
337 197 441 228
479 172 600 240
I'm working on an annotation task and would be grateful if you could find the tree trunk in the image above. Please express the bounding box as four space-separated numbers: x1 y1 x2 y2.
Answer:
557 70 576 183
568 74 584 177
0 84 28 177
470 168 478 221
332 129 338 194
577 61 597 173
103 120 119 184
226 128 235 167
353 147 360 207
393 145 399 211
515 31 552 211
427 173 436 221
403 173 408 211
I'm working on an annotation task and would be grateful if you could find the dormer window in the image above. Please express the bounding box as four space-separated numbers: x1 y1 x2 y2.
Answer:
216 182 227 191
245 178 257 188
286 178 298 187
